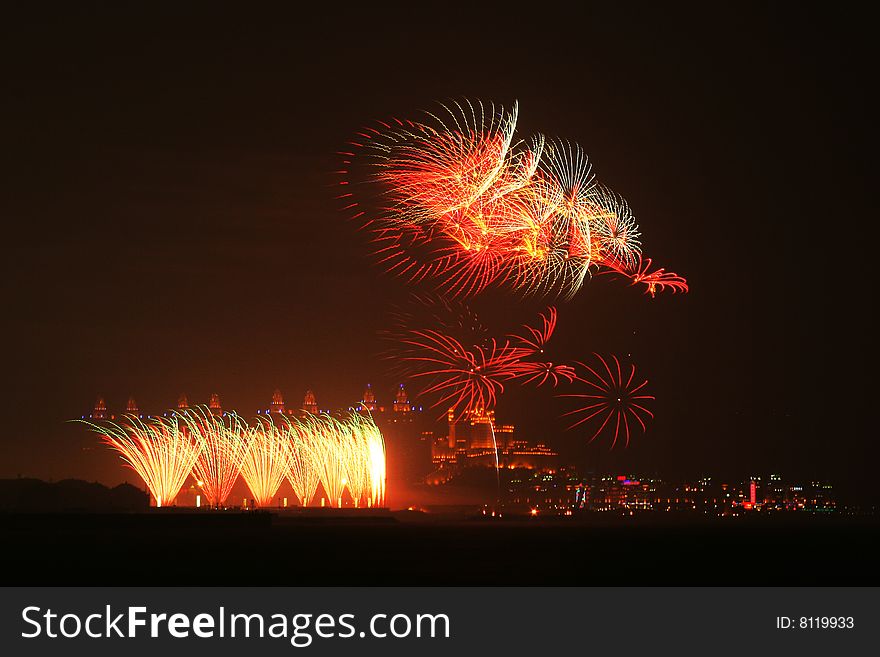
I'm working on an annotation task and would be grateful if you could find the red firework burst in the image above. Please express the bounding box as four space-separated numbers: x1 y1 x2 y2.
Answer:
399 330 520 415
559 354 655 448
388 303 570 418
507 360 578 387
603 254 689 297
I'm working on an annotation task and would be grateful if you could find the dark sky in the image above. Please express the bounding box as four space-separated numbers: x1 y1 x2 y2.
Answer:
1 5 873 500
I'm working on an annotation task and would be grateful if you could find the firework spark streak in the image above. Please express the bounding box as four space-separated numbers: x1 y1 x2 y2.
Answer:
81 414 202 507
81 408 387 509
602 254 689 297
182 407 247 507
211 411 387 509
285 418 322 507
559 354 655 448
387 302 571 418
308 416 348 508
236 417 292 507
340 99 687 299
289 412 386 508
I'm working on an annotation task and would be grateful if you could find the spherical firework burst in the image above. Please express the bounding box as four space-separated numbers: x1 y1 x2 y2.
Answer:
81 414 202 507
559 354 655 448
341 99 687 299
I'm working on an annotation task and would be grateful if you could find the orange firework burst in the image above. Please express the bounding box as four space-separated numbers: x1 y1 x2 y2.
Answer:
559 354 655 448
340 99 686 299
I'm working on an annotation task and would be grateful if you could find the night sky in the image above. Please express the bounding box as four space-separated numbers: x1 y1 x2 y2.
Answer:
2 6 872 501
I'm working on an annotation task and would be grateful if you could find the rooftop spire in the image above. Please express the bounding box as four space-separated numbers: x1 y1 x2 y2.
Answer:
271 389 285 413
92 396 108 420
303 389 318 414
361 383 376 411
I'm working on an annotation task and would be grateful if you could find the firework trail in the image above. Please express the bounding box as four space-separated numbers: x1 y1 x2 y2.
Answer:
310 416 349 508
559 354 655 448
182 407 247 507
341 423 370 507
285 412 387 508
285 417 322 507
237 417 292 507
361 413 387 507
81 405 388 509
340 99 686 299
81 414 202 507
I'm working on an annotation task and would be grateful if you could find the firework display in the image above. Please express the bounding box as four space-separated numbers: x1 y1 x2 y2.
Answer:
389 304 572 418
340 99 687 299
286 418 322 508
237 417 293 507
81 414 202 507
82 407 386 508
559 354 655 448
182 407 247 507
279 412 386 508
80 98 687 506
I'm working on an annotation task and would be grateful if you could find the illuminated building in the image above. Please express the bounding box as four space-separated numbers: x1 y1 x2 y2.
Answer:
429 411 559 475
559 473 840 516
360 384 377 412
270 389 285 414
208 393 222 415
466 408 495 449
506 469 575 513
389 384 417 421
360 384 429 485
254 390 328 418
765 474 785 510
177 393 189 410
443 408 495 451
499 441 559 470
302 389 318 415
126 396 139 414
807 481 836 512
494 423 514 449
737 475 762 510
579 475 655 511
786 484 808 510
89 396 109 420
355 383 425 418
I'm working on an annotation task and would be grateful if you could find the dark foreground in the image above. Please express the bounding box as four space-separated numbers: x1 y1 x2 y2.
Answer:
2 511 878 585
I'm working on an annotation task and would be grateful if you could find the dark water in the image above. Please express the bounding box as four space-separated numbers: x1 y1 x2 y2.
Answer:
3 512 877 586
